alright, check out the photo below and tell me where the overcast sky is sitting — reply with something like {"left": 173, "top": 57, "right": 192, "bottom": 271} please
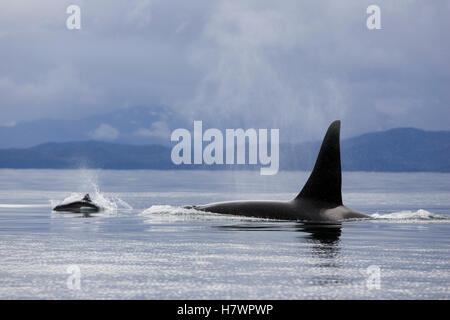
{"left": 0, "top": 0, "right": 449, "bottom": 141}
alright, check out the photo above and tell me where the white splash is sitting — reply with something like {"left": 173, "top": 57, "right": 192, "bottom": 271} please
{"left": 370, "top": 209, "right": 449, "bottom": 222}
{"left": 141, "top": 205, "right": 269, "bottom": 222}
{"left": 0, "top": 204, "right": 50, "bottom": 208}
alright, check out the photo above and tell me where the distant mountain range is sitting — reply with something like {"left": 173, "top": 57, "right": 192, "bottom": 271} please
{"left": 0, "top": 106, "right": 185, "bottom": 148}
{"left": 0, "top": 127, "right": 448, "bottom": 172}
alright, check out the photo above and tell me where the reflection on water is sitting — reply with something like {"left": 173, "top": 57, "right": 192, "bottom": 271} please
{"left": 216, "top": 222, "right": 341, "bottom": 242}
{"left": 51, "top": 211, "right": 98, "bottom": 218}
{"left": 216, "top": 222, "right": 344, "bottom": 285}
{"left": 301, "top": 222, "right": 341, "bottom": 259}
{"left": 300, "top": 223, "right": 342, "bottom": 243}
{"left": 302, "top": 223, "right": 342, "bottom": 283}
{"left": 216, "top": 221, "right": 342, "bottom": 256}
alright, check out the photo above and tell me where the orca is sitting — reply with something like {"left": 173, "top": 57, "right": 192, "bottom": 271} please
{"left": 53, "top": 194, "right": 101, "bottom": 213}
{"left": 190, "top": 120, "right": 370, "bottom": 222}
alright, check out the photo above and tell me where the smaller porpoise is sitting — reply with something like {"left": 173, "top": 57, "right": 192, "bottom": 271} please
{"left": 53, "top": 194, "right": 101, "bottom": 213}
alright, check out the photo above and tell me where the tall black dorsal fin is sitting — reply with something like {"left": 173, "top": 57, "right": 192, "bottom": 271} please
{"left": 295, "top": 120, "right": 342, "bottom": 205}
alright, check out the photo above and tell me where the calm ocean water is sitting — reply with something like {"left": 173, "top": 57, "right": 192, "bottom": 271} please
{"left": 0, "top": 169, "right": 449, "bottom": 299}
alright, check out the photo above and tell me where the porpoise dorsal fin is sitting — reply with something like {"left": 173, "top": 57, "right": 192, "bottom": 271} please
{"left": 295, "top": 120, "right": 343, "bottom": 205}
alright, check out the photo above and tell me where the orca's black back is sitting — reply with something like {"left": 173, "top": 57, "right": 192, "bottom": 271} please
{"left": 296, "top": 120, "right": 342, "bottom": 205}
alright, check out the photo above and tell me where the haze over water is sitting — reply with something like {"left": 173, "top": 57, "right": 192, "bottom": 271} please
{"left": 0, "top": 169, "right": 449, "bottom": 299}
